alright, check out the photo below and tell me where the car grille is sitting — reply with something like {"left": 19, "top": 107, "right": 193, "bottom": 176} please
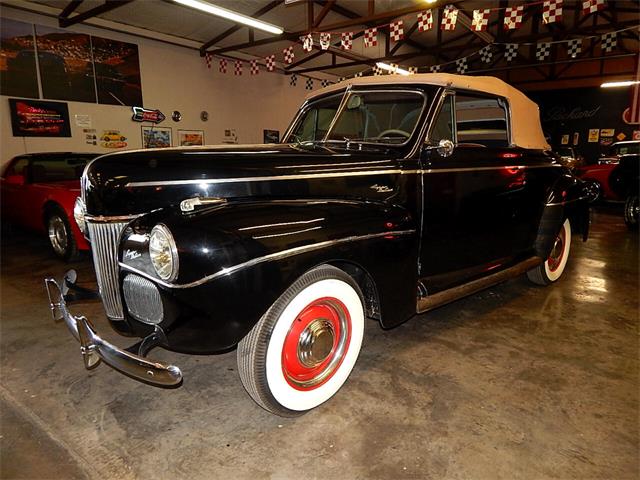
{"left": 123, "top": 274, "right": 163, "bottom": 325}
{"left": 87, "top": 221, "right": 128, "bottom": 320}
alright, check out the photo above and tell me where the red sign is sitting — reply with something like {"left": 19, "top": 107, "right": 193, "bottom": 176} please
{"left": 132, "top": 106, "right": 165, "bottom": 124}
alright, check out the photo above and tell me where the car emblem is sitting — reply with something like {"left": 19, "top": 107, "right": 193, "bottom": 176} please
{"left": 370, "top": 184, "right": 393, "bottom": 193}
{"left": 124, "top": 249, "right": 141, "bottom": 260}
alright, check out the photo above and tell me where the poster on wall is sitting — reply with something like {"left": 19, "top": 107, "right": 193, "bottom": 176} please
{"left": 142, "top": 126, "right": 172, "bottom": 148}
{"left": 573, "top": 132, "right": 579, "bottom": 145}
{"left": 100, "top": 129, "right": 127, "bottom": 148}
{"left": 561, "top": 134, "right": 569, "bottom": 145}
{"left": 263, "top": 129, "right": 280, "bottom": 143}
{"left": 178, "top": 130, "right": 205, "bottom": 146}
{"left": 588, "top": 129, "right": 600, "bottom": 143}
{"left": 600, "top": 128, "right": 614, "bottom": 137}
{"left": 35, "top": 25, "right": 96, "bottom": 102}
{"left": 9, "top": 98, "right": 71, "bottom": 137}
{"left": 0, "top": 18, "right": 39, "bottom": 98}
{"left": 92, "top": 37, "right": 143, "bottom": 106}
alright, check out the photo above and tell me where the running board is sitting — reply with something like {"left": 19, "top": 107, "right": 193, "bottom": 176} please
{"left": 416, "top": 256, "right": 542, "bottom": 314}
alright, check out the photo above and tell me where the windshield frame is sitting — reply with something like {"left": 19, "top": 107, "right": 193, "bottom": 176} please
{"left": 284, "top": 86, "right": 428, "bottom": 148}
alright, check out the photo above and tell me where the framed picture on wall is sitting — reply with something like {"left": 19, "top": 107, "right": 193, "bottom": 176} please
{"left": 141, "top": 126, "right": 172, "bottom": 148}
{"left": 9, "top": 98, "right": 71, "bottom": 137}
{"left": 177, "top": 129, "right": 205, "bottom": 146}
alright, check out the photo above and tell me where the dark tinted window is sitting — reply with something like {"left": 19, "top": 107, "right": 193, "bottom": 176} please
{"left": 615, "top": 143, "right": 640, "bottom": 155}
{"left": 429, "top": 95, "right": 454, "bottom": 143}
{"left": 4, "top": 157, "right": 29, "bottom": 178}
{"left": 30, "top": 156, "right": 90, "bottom": 182}
{"left": 290, "top": 95, "right": 342, "bottom": 142}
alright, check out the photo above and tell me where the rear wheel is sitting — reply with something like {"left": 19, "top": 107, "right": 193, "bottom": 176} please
{"left": 237, "top": 265, "right": 365, "bottom": 416}
{"left": 527, "top": 218, "right": 571, "bottom": 285}
{"left": 46, "top": 206, "right": 81, "bottom": 262}
{"left": 624, "top": 195, "right": 639, "bottom": 230}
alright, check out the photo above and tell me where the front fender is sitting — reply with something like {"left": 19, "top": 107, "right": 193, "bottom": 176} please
{"left": 120, "top": 199, "right": 419, "bottom": 352}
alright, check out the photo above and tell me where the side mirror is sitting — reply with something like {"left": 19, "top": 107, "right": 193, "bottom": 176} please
{"left": 4, "top": 174, "right": 25, "bottom": 186}
{"left": 437, "top": 139, "right": 455, "bottom": 157}
{"left": 424, "top": 139, "right": 455, "bottom": 158}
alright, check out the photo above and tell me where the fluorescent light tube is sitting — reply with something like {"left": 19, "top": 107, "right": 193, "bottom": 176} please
{"left": 601, "top": 80, "right": 640, "bottom": 88}
{"left": 173, "top": 0, "right": 284, "bottom": 35}
{"left": 376, "top": 62, "right": 411, "bottom": 76}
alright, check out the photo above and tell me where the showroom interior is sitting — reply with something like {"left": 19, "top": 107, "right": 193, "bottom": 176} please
{"left": 0, "top": 0, "right": 638, "bottom": 478}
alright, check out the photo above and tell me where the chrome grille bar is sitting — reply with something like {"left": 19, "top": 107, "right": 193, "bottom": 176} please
{"left": 87, "top": 221, "right": 128, "bottom": 320}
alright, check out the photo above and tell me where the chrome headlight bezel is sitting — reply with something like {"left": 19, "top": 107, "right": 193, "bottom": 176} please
{"left": 73, "top": 197, "right": 87, "bottom": 235}
{"left": 149, "top": 224, "right": 179, "bottom": 282}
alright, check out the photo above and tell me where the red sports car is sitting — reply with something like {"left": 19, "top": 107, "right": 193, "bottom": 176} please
{"left": 576, "top": 140, "right": 640, "bottom": 201}
{"left": 1, "top": 152, "right": 97, "bottom": 260}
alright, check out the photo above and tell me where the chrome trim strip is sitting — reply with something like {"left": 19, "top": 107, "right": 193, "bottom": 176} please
{"left": 119, "top": 229, "right": 416, "bottom": 290}
{"left": 545, "top": 195, "right": 590, "bottom": 207}
{"left": 125, "top": 164, "right": 561, "bottom": 188}
{"left": 85, "top": 214, "right": 140, "bottom": 223}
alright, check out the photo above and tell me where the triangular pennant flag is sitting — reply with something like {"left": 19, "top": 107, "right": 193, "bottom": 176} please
{"left": 472, "top": 9, "right": 490, "bottom": 31}
{"left": 441, "top": 5, "right": 458, "bottom": 31}
{"left": 301, "top": 33, "right": 313, "bottom": 52}
{"left": 543, "top": 0, "right": 563, "bottom": 24}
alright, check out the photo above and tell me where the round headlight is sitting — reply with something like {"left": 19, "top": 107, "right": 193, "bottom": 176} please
{"left": 149, "top": 224, "right": 178, "bottom": 282}
{"left": 73, "top": 197, "right": 87, "bottom": 235}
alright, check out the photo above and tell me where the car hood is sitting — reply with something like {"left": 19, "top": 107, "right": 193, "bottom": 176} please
{"left": 35, "top": 180, "right": 81, "bottom": 191}
{"left": 83, "top": 143, "right": 402, "bottom": 216}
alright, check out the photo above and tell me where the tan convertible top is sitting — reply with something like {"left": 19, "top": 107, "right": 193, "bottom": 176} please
{"left": 307, "top": 73, "right": 550, "bottom": 150}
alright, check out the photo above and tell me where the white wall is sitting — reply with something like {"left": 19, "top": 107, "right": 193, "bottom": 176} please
{"left": 0, "top": 7, "right": 309, "bottom": 168}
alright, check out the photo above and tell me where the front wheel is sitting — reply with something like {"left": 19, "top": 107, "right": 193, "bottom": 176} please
{"left": 237, "top": 265, "right": 365, "bottom": 416}
{"left": 527, "top": 218, "right": 572, "bottom": 285}
{"left": 624, "top": 195, "right": 639, "bottom": 230}
{"left": 46, "top": 207, "right": 81, "bottom": 262}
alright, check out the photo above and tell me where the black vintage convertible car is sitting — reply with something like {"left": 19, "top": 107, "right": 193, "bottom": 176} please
{"left": 46, "top": 74, "right": 592, "bottom": 416}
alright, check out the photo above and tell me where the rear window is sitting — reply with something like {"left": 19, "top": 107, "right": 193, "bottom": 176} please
{"left": 455, "top": 95, "right": 509, "bottom": 147}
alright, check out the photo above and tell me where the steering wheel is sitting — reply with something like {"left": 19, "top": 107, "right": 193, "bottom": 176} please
{"left": 377, "top": 129, "right": 411, "bottom": 139}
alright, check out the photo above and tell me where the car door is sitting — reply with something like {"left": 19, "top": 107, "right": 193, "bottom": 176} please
{"left": 418, "top": 90, "right": 543, "bottom": 293}
{"left": 1, "top": 156, "right": 30, "bottom": 226}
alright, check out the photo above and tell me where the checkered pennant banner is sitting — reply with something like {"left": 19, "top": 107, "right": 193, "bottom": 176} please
{"left": 338, "top": 76, "right": 346, "bottom": 82}
{"left": 205, "top": 53, "right": 212, "bottom": 69}
{"left": 234, "top": 60, "right": 242, "bottom": 76}
{"left": 418, "top": 10, "right": 433, "bottom": 32}
{"left": 364, "top": 27, "right": 377, "bottom": 47}
{"left": 319, "top": 32, "right": 331, "bottom": 50}
{"left": 601, "top": 32, "right": 617, "bottom": 53}
{"left": 305, "top": 78, "right": 313, "bottom": 90}
{"left": 430, "top": 64, "right": 441, "bottom": 73}
{"left": 341, "top": 31, "right": 353, "bottom": 50}
{"left": 354, "top": 71, "right": 363, "bottom": 78}
{"left": 543, "top": 0, "right": 563, "bottom": 24}
{"left": 250, "top": 59, "right": 259, "bottom": 75}
{"left": 389, "top": 63, "right": 399, "bottom": 74}
{"left": 408, "top": 66, "right": 418, "bottom": 74}
{"left": 321, "top": 79, "right": 331, "bottom": 88}
{"left": 536, "top": 42, "right": 552, "bottom": 61}
{"left": 283, "top": 46, "right": 294, "bottom": 64}
{"left": 479, "top": 45, "right": 493, "bottom": 63}
{"left": 289, "top": 74, "right": 297, "bottom": 86}
{"left": 301, "top": 33, "right": 313, "bottom": 52}
{"left": 455, "top": 58, "right": 468, "bottom": 74}
{"left": 582, "top": 0, "right": 605, "bottom": 15}
{"left": 567, "top": 38, "right": 582, "bottom": 58}
{"left": 505, "top": 43, "right": 519, "bottom": 62}
{"left": 219, "top": 58, "right": 227, "bottom": 73}
{"left": 441, "top": 5, "right": 458, "bottom": 31}
{"left": 390, "top": 20, "right": 404, "bottom": 42}
{"left": 504, "top": 5, "right": 524, "bottom": 30}
{"left": 472, "top": 9, "right": 490, "bottom": 31}
{"left": 265, "top": 54, "right": 275, "bottom": 72}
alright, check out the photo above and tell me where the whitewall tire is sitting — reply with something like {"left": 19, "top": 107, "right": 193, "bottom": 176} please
{"left": 237, "top": 265, "right": 365, "bottom": 416}
{"left": 527, "top": 218, "right": 571, "bottom": 285}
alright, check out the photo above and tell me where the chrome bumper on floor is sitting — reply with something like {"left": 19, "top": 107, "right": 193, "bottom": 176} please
{"left": 44, "top": 276, "right": 182, "bottom": 387}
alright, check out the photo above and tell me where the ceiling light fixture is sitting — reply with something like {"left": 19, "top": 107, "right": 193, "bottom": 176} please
{"left": 424, "top": 0, "right": 438, "bottom": 3}
{"left": 601, "top": 80, "right": 640, "bottom": 88}
{"left": 376, "top": 62, "right": 411, "bottom": 75}
{"left": 173, "top": 0, "right": 284, "bottom": 35}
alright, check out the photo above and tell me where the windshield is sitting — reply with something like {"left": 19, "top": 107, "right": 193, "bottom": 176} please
{"left": 614, "top": 143, "right": 640, "bottom": 155}
{"left": 287, "top": 89, "right": 426, "bottom": 146}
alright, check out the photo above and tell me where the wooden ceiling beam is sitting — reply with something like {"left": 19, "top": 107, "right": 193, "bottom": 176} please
{"left": 59, "top": 0, "right": 83, "bottom": 20}
{"left": 59, "top": 0, "right": 133, "bottom": 28}
{"left": 200, "top": 0, "right": 282, "bottom": 56}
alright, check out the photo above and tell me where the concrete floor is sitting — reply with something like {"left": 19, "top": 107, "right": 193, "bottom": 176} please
{"left": 1, "top": 206, "right": 638, "bottom": 480}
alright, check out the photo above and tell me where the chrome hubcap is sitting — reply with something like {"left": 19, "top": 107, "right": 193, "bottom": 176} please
{"left": 297, "top": 319, "right": 335, "bottom": 368}
{"left": 48, "top": 216, "right": 68, "bottom": 255}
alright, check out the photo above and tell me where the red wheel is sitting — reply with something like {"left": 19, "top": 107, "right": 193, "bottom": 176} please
{"left": 237, "top": 266, "right": 365, "bottom": 416}
{"left": 528, "top": 219, "right": 572, "bottom": 285}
